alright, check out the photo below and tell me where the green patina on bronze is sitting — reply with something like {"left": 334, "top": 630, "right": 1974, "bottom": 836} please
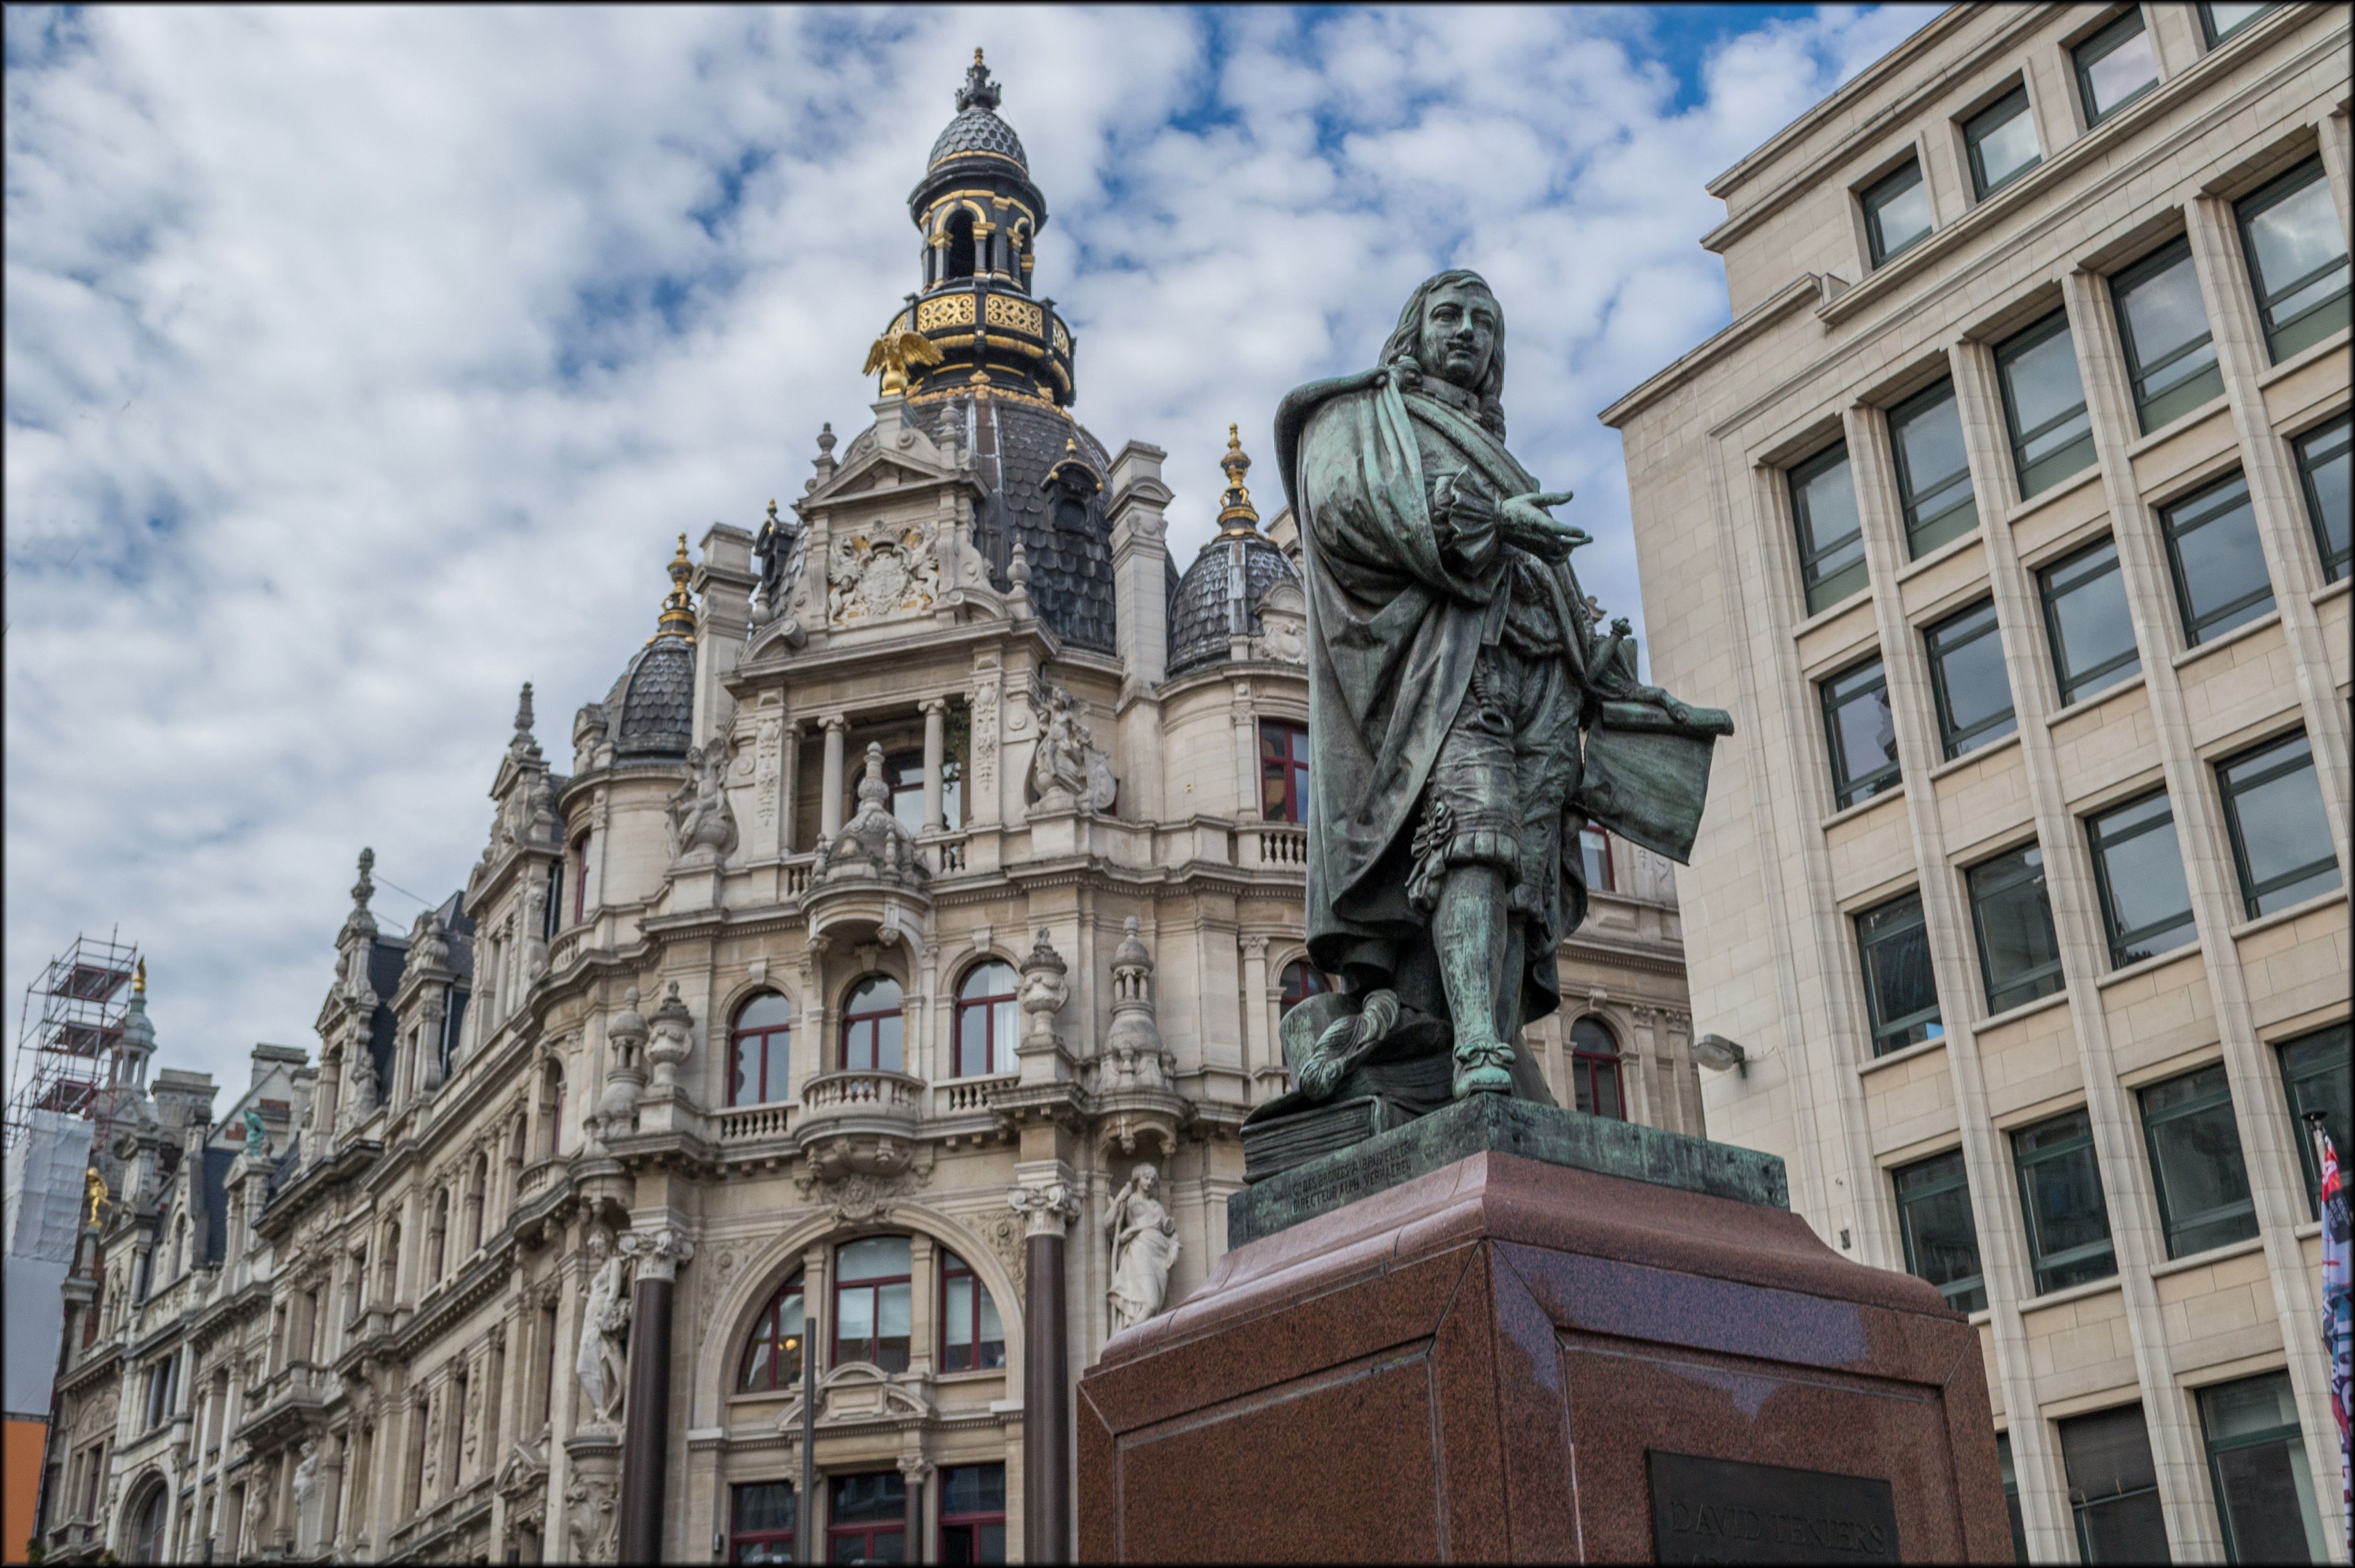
{"left": 1228, "top": 1095, "right": 1790, "bottom": 1248}
{"left": 1243, "top": 270, "right": 1732, "bottom": 1179}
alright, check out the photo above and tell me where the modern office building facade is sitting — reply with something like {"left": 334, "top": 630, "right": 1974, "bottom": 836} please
{"left": 1606, "top": 4, "right": 2349, "bottom": 1562}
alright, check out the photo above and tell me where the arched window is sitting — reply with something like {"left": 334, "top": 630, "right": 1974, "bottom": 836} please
{"left": 1570, "top": 1017, "right": 1625, "bottom": 1121}
{"left": 832, "top": 1234, "right": 912, "bottom": 1371}
{"left": 738, "top": 1270, "right": 806, "bottom": 1393}
{"left": 944, "top": 211, "right": 976, "bottom": 280}
{"left": 543, "top": 860, "right": 565, "bottom": 943}
{"left": 840, "top": 976, "right": 905, "bottom": 1073}
{"left": 466, "top": 1154, "right": 488, "bottom": 1253}
{"left": 540, "top": 1061, "right": 565, "bottom": 1157}
{"left": 939, "top": 1249, "right": 1004, "bottom": 1371}
{"left": 731, "top": 992, "right": 794, "bottom": 1106}
{"left": 129, "top": 1478, "right": 169, "bottom": 1564}
{"left": 1279, "top": 961, "right": 1327, "bottom": 1012}
{"left": 571, "top": 833, "right": 592, "bottom": 923}
{"left": 954, "top": 962, "right": 1018, "bottom": 1078}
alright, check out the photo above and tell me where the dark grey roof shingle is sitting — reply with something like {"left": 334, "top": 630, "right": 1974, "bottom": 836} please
{"left": 1167, "top": 533, "right": 1299, "bottom": 676}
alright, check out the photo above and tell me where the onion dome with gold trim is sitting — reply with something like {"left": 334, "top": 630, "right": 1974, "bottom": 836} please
{"left": 890, "top": 51, "right": 1075, "bottom": 408}
{"left": 1167, "top": 427, "right": 1300, "bottom": 677}
{"left": 600, "top": 534, "right": 697, "bottom": 763}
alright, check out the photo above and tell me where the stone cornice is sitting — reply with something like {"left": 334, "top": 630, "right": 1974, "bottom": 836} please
{"left": 257, "top": 1139, "right": 381, "bottom": 1237}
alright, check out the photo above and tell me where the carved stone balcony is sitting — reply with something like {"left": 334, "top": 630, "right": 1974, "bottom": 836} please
{"left": 792, "top": 1069, "right": 923, "bottom": 1180}
{"left": 239, "top": 1359, "right": 332, "bottom": 1446}
{"left": 1243, "top": 822, "right": 1309, "bottom": 868}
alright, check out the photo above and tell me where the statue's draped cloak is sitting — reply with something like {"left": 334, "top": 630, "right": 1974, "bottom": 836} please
{"left": 1277, "top": 369, "right": 1583, "bottom": 988}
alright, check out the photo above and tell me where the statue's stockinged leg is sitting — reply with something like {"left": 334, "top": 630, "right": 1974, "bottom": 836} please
{"left": 1435, "top": 864, "right": 1515, "bottom": 1096}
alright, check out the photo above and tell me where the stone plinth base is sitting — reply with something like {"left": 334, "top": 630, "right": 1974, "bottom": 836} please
{"left": 1078, "top": 1124, "right": 2009, "bottom": 1562}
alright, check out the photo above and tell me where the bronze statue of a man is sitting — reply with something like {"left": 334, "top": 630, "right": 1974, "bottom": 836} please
{"left": 1268, "top": 270, "right": 1730, "bottom": 1113}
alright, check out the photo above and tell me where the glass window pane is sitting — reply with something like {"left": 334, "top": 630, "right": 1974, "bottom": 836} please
{"left": 2074, "top": 11, "right": 2159, "bottom": 125}
{"left": 2199, "top": 1370, "right": 2328, "bottom": 1564}
{"left": 2087, "top": 791, "right": 2198, "bottom": 966}
{"left": 2238, "top": 159, "right": 2352, "bottom": 361}
{"left": 2293, "top": 415, "right": 2351, "bottom": 581}
{"left": 2060, "top": 1406, "right": 2169, "bottom": 1564}
{"left": 1997, "top": 312, "right": 2095, "bottom": 497}
{"left": 1925, "top": 600, "right": 2017, "bottom": 757}
{"left": 1970, "top": 845, "right": 2065, "bottom": 1013}
{"left": 2219, "top": 733, "right": 2341, "bottom": 916}
{"left": 2281, "top": 1024, "right": 2353, "bottom": 1211}
{"left": 2113, "top": 240, "right": 2222, "bottom": 432}
{"left": 2013, "top": 1110, "right": 2116, "bottom": 1294}
{"left": 2200, "top": 3, "right": 2277, "bottom": 44}
{"left": 837, "top": 1236, "right": 911, "bottom": 1281}
{"left": 1997, "top": 1435, "right": 2029, "bottom": 1567}
{"left": 831, "top": 1471, "right": 906, "bottom": 1524}
{"left": 1965, "top": 88, "right": 2040, "bottom": 198}
{"left": 875, "top": 1012, "right": 903, "bottom": 1072}
{"left": 991, "top": 1000, "right": 1016, "bottom": 1074}
{"left": 1821, "top": 658, "right": 1899, "bottom": 808}
{"left": 944, "top": 1276, "right": 974, "bottom": 1359}
{"left": 2039, "top": 539, "right": 2142, "bottom": 705}
{"left": 1864, "top": 160, "right": 1933, "bottom": 266}
{"left": 2140, "top": 1066, "right": 2257, "bottom": 1257}
{"left": 1792, "top": 445, "right": 1868, "bottom": 612}
{"left": 1893, "top": 1150, "right": 1984, "bottom": 1311}
{"left": 2162, "top": 472, "right": 2277, "bottom": 644}
{"left": 1858, "top": 893, "right": 1943, "bottom": 1056}
{"left": 1889, "top": 381, "right": 1978, "bottom": 557}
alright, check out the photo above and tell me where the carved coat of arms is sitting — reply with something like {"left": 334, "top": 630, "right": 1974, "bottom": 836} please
{"left": 828, "top": 525, "right": 941, "bottom": 626}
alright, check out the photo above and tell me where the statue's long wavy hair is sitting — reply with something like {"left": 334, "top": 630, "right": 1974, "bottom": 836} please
{"left": 1380, "top": 268, "right": 1506, "bottom": 440}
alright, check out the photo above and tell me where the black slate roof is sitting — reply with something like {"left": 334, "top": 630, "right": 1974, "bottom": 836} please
{"left": 914, "top": 395, "right": 1118, "bottom": 654}
{"left": 603, "top": 637, "right": 694, "bottom": 762}
{"left": 1167, "top": 533, "right": 1299, "bottom": 676}
{"left": 929, "top": 107, "right": 1027, "bottom": 172}
{"left": 366, "top": 936, "right": 407, "bottom": 1102}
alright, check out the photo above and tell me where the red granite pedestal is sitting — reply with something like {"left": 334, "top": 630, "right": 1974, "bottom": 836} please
{"left": 1078, "top": 1150, "right": 2012, "bottom": 1563}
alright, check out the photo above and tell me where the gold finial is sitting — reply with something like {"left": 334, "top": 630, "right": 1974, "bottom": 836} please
{"left": 974, "top": 46, "right": 985, "bottom": 65}
{"left": 132, "top": 958, "right": 146, "bottom": 995}
{"left": 652, "top": 533, "right": 698, "bottom": 643}
{"left": 1216, "top": 423, "right": 1259, "bottom": 534}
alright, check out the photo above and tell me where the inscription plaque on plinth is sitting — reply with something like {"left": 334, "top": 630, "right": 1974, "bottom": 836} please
{"left": 1649, "top": 1451, "right": 1901, "bottom": 1564}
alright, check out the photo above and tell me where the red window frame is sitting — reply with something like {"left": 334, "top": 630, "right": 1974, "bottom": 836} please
{"left": 736, "top": 1273, "right": 806, "bottom": 1392}
{"left": 938, "top": 1463, "right": 1007, "bottom": 1565}
{"left": 729, "top": 1481, "right": 797, "bottom": 1564}
{"left": 938, "top": 1250, "right": 1004, "bottom": 1372}
{"left": 954, "top": 963, "right": 1018, "bottom": 1078}
{"left": 1279, "top": 960, "right": 1327, "bottom": 1012}
{"left": 1259, "top": 720, "right": 1310, "bottom": 824}
{"left": 541, "top": 1067, "right": 565, "bottom": 1158}
{"left": 1580, "top": 824, "right": 1616, "bottom": 893}
{"left": 827, "top": 1471, "right": 906, "bottom": 1562}
{"left": 831, "top": 1238, "right": 912, "bottom": 1372}
{"left": 1570, "top": 1017, "right": 1625, "bottom": 1121}
{"left": 839, "top": 975, "right": 905, "bottom": 1073}
{"left": 730, "top": 992, "right": 793, "bottom": 1106}
{"left": 571, "top": 834, "right": 592, "bottom": 923}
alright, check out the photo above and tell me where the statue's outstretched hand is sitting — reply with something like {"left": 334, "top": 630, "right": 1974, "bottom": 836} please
{"left": 1501, "top": 490, "right": 1587, "bottom": 562}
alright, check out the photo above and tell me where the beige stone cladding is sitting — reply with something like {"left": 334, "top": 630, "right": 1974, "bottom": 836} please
{"left": 1607, "top": 4, "right": 2351, "bottom": 1562}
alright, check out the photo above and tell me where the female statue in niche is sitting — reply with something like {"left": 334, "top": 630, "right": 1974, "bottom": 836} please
{"left": 1105, "top": 1163, "right": 1179, "bottom": 1332}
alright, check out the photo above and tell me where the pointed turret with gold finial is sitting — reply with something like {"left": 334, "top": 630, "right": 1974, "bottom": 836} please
{"left": 1215, "top": 423, "right": 1261, "bottom": 536}
{"left": 651, "top": 532, "right": 698, "bottom": 645}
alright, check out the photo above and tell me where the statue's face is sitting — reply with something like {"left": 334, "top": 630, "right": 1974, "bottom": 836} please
{"left": 1418, "top": 282, "right": 1499, "bottom": 392}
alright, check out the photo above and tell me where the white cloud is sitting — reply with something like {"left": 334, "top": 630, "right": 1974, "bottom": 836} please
{"left": 4, "top": 3, "right": 1938, "bottom": 1096}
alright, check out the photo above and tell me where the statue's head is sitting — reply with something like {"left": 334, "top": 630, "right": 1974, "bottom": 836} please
{"left": 1132, "top": 1162, "right": 1159, "bottom": 1194}
{"left": 586, "top": 1226, "right": 609, "bottom": 1261}
{"left": 1381, "top": 269, "right": 1506, "bottom": 435}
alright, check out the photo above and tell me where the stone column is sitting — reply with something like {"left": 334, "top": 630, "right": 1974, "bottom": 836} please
{"left": 616, "top": 1226, "right": 691, "bottom": 1564}
{"left": 780, "top": 718, "right": 803, "bottom": 856}
{"left": 820, "top": 718, "right": 849, "bottom": 840}
{"left": 1007, "top": 1175, "right": 1079, "bottom": 1564}
{"left": 921, "top": 699, "right": 949, "bottom": 832}
{"left": 898, "top": 1454, "right": 932, "bottom": 1565}
{"left": 1236, "top": 936, "right": 1270, "bottom": 1088}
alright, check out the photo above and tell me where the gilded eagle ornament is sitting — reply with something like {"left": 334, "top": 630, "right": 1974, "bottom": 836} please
{"left": 862, "top": 328, "right": 945, "bottom": 394}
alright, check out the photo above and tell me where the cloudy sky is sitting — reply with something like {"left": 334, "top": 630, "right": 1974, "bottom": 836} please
{"left": 5, "top": 3, "right": 1936, "bottom": 1098}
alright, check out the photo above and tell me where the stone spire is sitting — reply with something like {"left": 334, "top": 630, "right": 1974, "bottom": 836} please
{"left": 957, "top": 46, "right": 1001, "bottom": 114}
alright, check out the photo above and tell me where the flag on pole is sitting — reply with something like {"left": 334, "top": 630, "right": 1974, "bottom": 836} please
{"left": 2310, "top": 1116, "right": 2351, "bottom": 1564}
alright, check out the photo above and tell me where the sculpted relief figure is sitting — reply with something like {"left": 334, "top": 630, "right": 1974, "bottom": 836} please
{"left": 576, "top": 1227, "right": 632, "bottom": 1429}
{"left": 1105, "top": 1163, "right": 1179, "bottom": 1332}
{"left": 1263, "top": 270, "right": 1730, "bottom": 1118}
{"left": 1027, "top": 681, "right": 1115, "bottom": 813}
{"left": 666, "top": 737, "right": 739, "bottom": 866}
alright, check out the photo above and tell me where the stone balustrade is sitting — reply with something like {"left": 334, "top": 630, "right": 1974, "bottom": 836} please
{"left": 1245, "top": 822, "right": 1309, "bottom": 867}
{"left": 935, "top": 1074, "right": 1018, "bottom": 1116}
{"left": 715, "top": 1101, "right": 795, "bottom": 1142}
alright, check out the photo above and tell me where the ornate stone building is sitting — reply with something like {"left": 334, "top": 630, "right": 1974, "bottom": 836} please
{"left": 39, "top": 55, "right": 1698, "bottom": 1565}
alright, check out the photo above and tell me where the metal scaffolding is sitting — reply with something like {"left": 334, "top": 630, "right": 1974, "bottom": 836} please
{"left": 5, "top": 931, "right": 139, "bottom": 1140}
